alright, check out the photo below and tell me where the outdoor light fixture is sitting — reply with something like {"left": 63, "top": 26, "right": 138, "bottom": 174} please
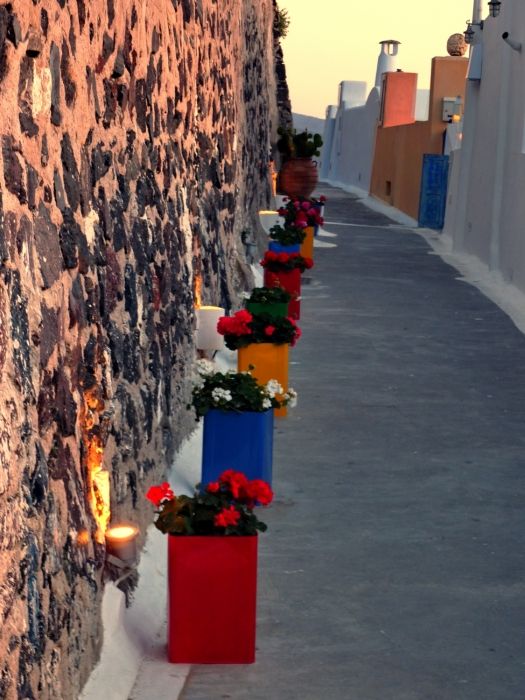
{"left": 488, "top": 0, "right": 501, "bottom": 17}
{"left": 105, "top": 524, "right": 139, "bottom": 566}
{"left": 464, "top": 22, "right": 475, "bottom": 44}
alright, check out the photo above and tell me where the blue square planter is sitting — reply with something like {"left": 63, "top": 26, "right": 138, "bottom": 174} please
{"left": 202, "top": 409, "right": 274, "bottom": 486}
{"left": 268, "top": 241, "right": 300, "bottom": 253}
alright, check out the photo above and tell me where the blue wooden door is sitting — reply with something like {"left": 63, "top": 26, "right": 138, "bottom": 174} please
{"left": 418, "top": 154, "right": 449, "bottom": 229}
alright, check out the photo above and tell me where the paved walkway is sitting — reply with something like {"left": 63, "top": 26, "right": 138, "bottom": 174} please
{"left": 170, "top": 186, "right": 525, "bottom": 699}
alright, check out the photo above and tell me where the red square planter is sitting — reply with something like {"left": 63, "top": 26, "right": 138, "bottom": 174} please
{"left": 263, "top": 268, "right": 301, "bottom": 320}
{"left": 167, "top": 535, "right": 258, "bottom": 664}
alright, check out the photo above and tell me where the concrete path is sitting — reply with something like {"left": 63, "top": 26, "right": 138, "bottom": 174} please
{"left": 168, "top": 185, "right": 525, "bottom": 699}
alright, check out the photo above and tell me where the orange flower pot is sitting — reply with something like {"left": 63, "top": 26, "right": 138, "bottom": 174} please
{"left": 300, "top": 226, "right": 314, "bottom": 260}
{"left": 238, "top": 343, "right": 289, "bottom": 418}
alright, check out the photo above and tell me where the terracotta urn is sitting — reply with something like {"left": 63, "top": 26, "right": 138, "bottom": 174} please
{"left": 278, "top": 158, "right": 318, "bottom": 198}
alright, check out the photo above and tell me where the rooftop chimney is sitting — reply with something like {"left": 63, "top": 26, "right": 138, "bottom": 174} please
{"left": 374, "top": 40, "right": 401, "bottom": 89}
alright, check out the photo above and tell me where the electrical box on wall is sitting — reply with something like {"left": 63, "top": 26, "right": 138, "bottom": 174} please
{"left": 442, "top": 96, "right": 463, "bottom": 122}
{"left": 442, "top": 97, "right": 457, "bottom": 122}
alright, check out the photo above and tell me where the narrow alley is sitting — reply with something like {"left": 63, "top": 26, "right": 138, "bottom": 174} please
{"left": 176, "top": 185, "right": 525, "bottom": 700}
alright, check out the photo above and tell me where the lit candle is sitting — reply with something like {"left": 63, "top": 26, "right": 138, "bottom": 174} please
{"left": 105, "top": 524, "right": 139, "bottom": 565}
{"left": 258, "top": 209, "right": 280, "bottom": 234}
{"left": 196, "top": 305, "right": 225, "bottom": 351}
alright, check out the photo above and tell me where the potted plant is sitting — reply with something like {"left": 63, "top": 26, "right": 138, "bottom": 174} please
{"left": 276, "top": 127, "right": 323, "bottom": 198}
{"left": 217, "top": 310, "right": 301, "bottom": 417}
{"left": 146, "top": 471, "right": 273, "bottom": 664}
{"left": 277, "top": 196, "right": 325, "bottom": 257}
{"left": 189, "top": 360, "right": 296, "bottom": 484}
{"left": 245, "top": 286, "right": 292, "bottom": 317}
{"left": 260, "top": 251, "right": 314, "bottom": 320}
{"left": 268, "top": 223, "right": 306, "bottom": 254}
{"left": 217, "top": 309, "right": 301, "bottom": 349}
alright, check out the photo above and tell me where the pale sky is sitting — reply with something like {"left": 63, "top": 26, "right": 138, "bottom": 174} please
{"left": 281, "top": 0, "right": 476, "bottom": 117}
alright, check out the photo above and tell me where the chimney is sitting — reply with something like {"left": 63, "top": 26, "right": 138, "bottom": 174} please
{"left": 472, "top": 0, "right": 482, "bottom": 23}
{"left": 374, "top": 40, "right": 401, "bottom": 89}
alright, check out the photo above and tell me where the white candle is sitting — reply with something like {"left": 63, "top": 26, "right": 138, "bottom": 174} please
{"left": 196, "top": 306, "right": 225, "bottom": 351}
{"left": 105, "top": 525, "right": 139, "bottom": 565}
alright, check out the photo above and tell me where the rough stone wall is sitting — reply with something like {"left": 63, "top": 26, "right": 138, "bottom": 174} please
{"left": 0, "top": 1, "right": 282, "bottom": 698}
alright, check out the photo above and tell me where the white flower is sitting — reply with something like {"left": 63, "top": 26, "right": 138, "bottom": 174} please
{"left": 195, "top": 359, "right": 215, "bottom": 376}
{"left": 240, "top": 291, "right": 251, "bottom": 299}
{"left": 266, "top": 378, "right": 283, "bottom": 397}
{"left": 211, "top": 387, "right": 232, "bottom": 403}
{"left": 284, "top": 387, "right": 297, "bottom": 408}
{"left": 262, "top": 398, "right": 272, "bottom": 409}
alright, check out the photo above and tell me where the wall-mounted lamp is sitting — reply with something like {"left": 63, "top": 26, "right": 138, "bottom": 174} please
{"left": 488, "top": 0, "right": 502, "bottom": 17}
{"left": 241, "top": 229, "right": 258, "bottom": 263}
{"left": 502, "top": 31, "right": 521, "bottom": 52}
{"left": 464, "top": 22, "right": 475, "bottom": 45}
{"left": 105, "top": 524, "right": 139, "bottom": 566}
{"left": 196, "top": 306, "right": 225, "bottom": 352}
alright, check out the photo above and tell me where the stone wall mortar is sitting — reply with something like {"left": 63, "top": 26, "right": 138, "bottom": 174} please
{"left": 0, "top": 1, "right": 282, "bottom": 697}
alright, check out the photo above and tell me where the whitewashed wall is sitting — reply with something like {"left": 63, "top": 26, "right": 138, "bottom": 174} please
{"left": 322, "top": 88, "right": 381, "bottom": 191}
{"left": 444, "top": 0, "right": 525, "bottom": 292}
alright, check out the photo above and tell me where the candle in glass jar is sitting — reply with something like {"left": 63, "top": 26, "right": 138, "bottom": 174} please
{"left": 196, "top": 306, "right": 225, "bottom": 351}
{"left": 105, "top": 524, "right": 139, "bottom": 565}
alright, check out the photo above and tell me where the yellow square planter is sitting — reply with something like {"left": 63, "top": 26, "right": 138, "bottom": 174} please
{"left": 238, "top": 343, "right": 289, "bottom": 418}
{"left": 300, "top": 226, "right": 314, "bottom": 259}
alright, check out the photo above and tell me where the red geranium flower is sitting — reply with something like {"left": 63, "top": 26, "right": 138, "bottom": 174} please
{"left": 217, "top": 310, "right": 253, "bottom": 336}
{"left": 146, "top": 482, "right": 174, "bottom": 507}
{"left": 206, "top": 481, "right": 220, "bottom": 493}
{"left": 219, "top": 469, "right": 249, "bottom": 498}
{"left": 319, "top": 195, "right": 326, "bottom": 202}
{"left": 214, "top": 505, "right": 241, "bottom": 528}
{"left": 264, "top": 325, "right": 276, "bottom": 336}
{"left": 242, "top": 479, "right": 274, "bottom": 506}
{"left": 287, "top": 316, "right": 302, "bottom": 347}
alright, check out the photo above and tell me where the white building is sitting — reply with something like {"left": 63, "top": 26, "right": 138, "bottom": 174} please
{"left": 320, "top": 41, "right": 398, "bottom": 191}
{"left": 444, "top": 0, "right": 525, "bottom": 292}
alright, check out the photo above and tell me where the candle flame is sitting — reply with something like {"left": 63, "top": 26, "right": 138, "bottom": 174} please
{"left": 194, "top": 273, "right": 202, "bottom": 309}
{"left": 81, "top": 385, "right": 111, "bottom": 544}
{"left": 106, "top": 525, "right": 139, "bottom": 541}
